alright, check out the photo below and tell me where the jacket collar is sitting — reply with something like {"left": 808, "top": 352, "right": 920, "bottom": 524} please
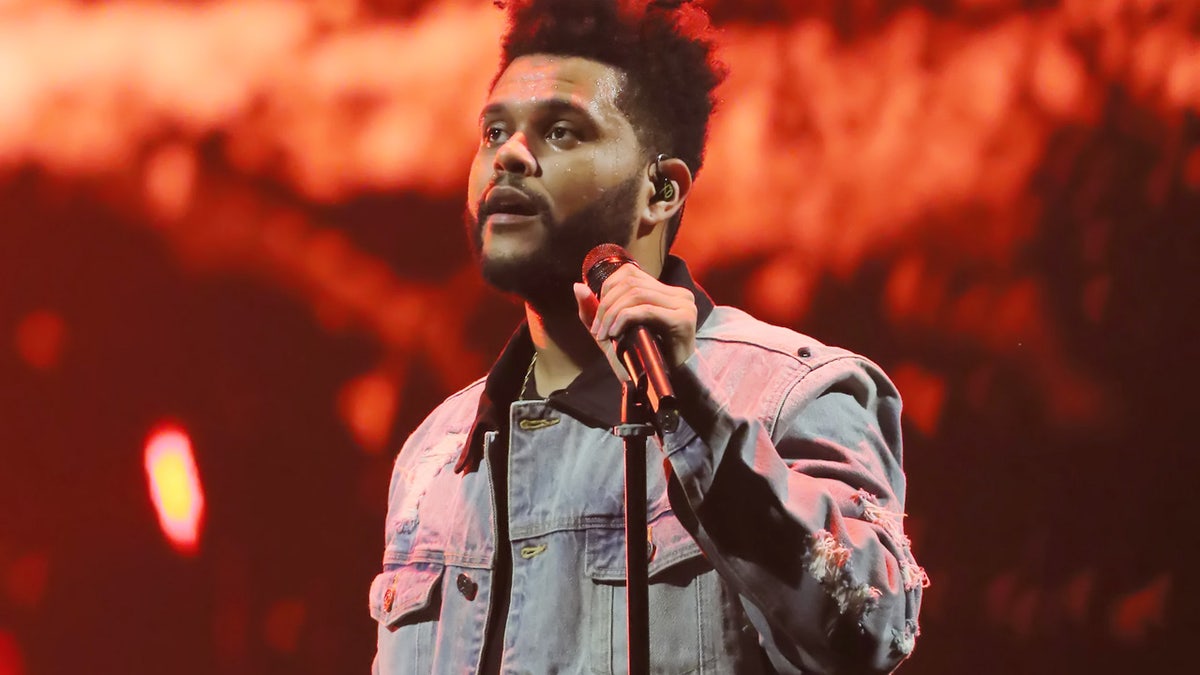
{"left": 455, "top": 255, "right": 714, "bottom": 474}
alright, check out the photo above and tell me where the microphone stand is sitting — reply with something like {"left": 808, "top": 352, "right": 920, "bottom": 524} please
{"left": 612, "top": 340, "right": 677, "bottom": 675}
{"left": 585, "top": 245, "right": 678, "bottom": 674}
{"left": 612, "top": 379, "right": 654, "bottom": 675}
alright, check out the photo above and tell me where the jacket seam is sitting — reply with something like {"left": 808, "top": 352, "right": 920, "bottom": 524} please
{"left": 772, "top": 353, "right": 880, "bottom": 433}
{"left": 695, "top": 334, "right": 809, "bottom": 364}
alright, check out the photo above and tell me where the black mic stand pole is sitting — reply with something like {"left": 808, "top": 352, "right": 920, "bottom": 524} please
{"left": 613, "top": 377, "right": 653, "bottom": 675}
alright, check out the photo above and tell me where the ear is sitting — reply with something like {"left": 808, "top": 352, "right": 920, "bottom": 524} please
{"left": 637, "top": 157, "right": 693, "bottom": 237}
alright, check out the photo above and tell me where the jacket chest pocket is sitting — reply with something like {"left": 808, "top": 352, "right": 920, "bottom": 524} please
{"left": 369, "top": 563, "right": 443, "bottom": 674}
{"left": 585, "top": 512, "right": 721, "bottom": 675}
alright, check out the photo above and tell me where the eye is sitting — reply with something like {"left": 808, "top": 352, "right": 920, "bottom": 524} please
{"left": 483, "top": 125, "right": 508, "bottom": 145}
{"left": 547, "top": 124, "right": 579, "bottom": 143}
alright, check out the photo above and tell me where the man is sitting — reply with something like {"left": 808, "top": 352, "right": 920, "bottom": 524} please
{"left": 369, "top": 1, "right": 926, "bottom": 672}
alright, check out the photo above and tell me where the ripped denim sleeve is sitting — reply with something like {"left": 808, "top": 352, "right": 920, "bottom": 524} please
{"left": 664, "top": 350, "right": 929, "bottom": 674}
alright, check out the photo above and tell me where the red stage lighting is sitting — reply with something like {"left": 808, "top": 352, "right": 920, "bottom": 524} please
{"left": 0, "top": 630, "right": 24, "bottom": 675}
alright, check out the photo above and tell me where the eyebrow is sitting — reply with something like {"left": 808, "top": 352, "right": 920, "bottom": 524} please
{"left": 479, "top": 98, "right": 601, "bottom": 125}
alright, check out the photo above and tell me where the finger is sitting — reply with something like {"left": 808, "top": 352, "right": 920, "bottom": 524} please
{"left": 605, "top": 304, "right": 689, "bottom": 341}
{"left": 573, "top": 282, "right": 599, "bottom": 329}
{"left": 598, "top": 262, "right": 650, "bottom": 299}
{"left": 597, "top": 288, "right": 687, "bottom": 340}
{"left": 596, "top": 284, "right": 688, "bottom": 338}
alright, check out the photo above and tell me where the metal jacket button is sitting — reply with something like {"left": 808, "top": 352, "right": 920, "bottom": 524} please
{"left": 456, "top": 573, "right": 478, "bottom": 601}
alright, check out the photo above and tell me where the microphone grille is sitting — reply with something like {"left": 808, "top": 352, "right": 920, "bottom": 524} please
{"left": 582, "top": 243, "right": 632, "bottom": 296}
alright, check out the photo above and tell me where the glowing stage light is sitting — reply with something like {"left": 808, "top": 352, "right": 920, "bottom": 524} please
{"left": 143, "top": 425, "right": 206, "bottom": 556}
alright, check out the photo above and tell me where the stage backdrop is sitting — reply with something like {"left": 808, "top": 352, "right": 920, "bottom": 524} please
{"left": 1, "top": 0, "right": 1195, "bottom": 673}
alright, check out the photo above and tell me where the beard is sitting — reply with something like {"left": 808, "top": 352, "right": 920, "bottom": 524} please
{"left": 464, "top": 173, "right": 641, "bottom": 312}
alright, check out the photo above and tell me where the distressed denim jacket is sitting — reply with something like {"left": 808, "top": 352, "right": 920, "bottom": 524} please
{"left": 371, "top": 259, "right": 926, "bottom": 674}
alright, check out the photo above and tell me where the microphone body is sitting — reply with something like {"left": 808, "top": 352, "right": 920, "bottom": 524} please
{"left": 583, "top": 244, "right": 680, "bottom": 432}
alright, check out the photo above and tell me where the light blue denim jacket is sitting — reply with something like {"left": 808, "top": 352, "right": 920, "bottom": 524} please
{"left": 371, "top": 261, "right": 925, "bottom": 674}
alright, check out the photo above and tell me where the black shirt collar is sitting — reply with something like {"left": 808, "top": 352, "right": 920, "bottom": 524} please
{"left": 455, "top": 255, "right": 714, "bottom": 474}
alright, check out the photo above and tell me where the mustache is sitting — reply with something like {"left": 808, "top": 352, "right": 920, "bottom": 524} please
{"left": 476, "top": 176, "right": 552, "bottom": 220}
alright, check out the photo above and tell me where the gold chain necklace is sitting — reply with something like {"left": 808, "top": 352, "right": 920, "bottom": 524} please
{"left": 520, "top": 352, "right": 538, "bottom": 400}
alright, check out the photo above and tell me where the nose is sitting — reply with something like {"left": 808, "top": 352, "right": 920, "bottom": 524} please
{"left": 494, "top": 131, "right": 537, "bottom": 177}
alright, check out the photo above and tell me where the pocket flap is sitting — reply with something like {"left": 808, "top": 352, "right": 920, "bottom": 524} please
{"left": 368, "top": 563, "right": 444, "bottom": 629}
{"left": 585, "top": 511, "right": 704, "bottom": 581}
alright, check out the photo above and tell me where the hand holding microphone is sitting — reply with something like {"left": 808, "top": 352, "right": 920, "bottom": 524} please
{"left": 574, "top": 244, "right": 698, "bottom": 431}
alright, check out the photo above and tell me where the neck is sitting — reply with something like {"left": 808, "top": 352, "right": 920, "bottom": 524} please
{"left": 524, "top": 301, "right": 601, "bottom": 397}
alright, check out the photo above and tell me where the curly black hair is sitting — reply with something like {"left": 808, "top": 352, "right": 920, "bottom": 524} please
{"left": 493, "top": 0, "right": 727, "bottom": 248}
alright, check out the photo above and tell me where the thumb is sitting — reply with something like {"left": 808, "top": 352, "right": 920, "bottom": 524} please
{"left": 573, "top": 282, "right": 598, "bottom": 329}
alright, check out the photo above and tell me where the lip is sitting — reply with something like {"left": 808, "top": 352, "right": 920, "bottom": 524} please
{"left": 485, "top": 212, "right": 539, "bottom": 228}
{"left": 484, "top": 185, "right": 539, "bottom": 218}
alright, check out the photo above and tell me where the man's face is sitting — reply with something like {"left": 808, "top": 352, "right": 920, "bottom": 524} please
{"left": 465, "top": 54, "right": 647, "bottom": 309}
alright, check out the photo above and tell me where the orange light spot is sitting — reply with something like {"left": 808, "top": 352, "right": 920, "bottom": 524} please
{"left": 992, "top": 280, "right": 1043, "bottom": 348}
{"left": 744, "top": 258, "right": 813, "bottom": 326}
{"left": 14, "top": 310, "right": 66, "bottom": 372}
{"left": 1032, "top": 37, "right": 1087, "bottom": 117}
{"left": 890, "top": 362, "right": 946, "bottom": 436}
{"left": 144, "top": 425, "right": 205, "bottom": 556}
{"left": 883, "top": 256, "right": 922, "bottom": 322}
{"left": 143, "top": 143, "right": 197, "bottom": 224}
{"left": 883, "top": 255, "right": 951, "bottom": 325}
{"left": 337, "top": 371, "right": 399, "bottom": 455}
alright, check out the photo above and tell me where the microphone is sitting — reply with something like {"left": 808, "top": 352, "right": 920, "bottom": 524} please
{"left": 582, "top": 244, "right": 679, "bottom": 433}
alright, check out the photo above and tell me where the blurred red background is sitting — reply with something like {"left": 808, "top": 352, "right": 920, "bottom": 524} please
{"left": 1, "top": 0, "right": 1196, "bottom": 673}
